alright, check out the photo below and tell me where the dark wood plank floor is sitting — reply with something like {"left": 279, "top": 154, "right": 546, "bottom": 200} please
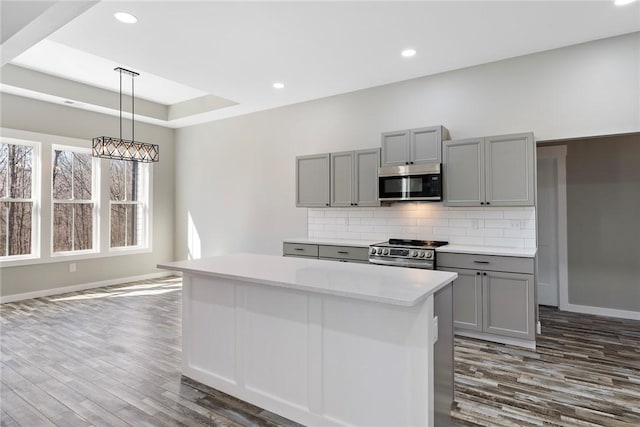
{"left": 1, "top": 277, "right": 639, "bottom": 426}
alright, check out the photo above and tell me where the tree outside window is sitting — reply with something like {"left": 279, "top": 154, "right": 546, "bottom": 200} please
{"left": 52, "top": 148, "right": 96, "bottom": 253}
{"left": 0, "top": 142, "right": 36, "bottom": 257}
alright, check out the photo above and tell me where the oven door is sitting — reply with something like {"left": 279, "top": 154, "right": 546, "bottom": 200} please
{"left": 378, "top": 173, "right": 442, "bottom": 201}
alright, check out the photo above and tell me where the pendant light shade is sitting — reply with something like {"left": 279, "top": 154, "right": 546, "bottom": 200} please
{"left": 92, "top": 67, "right": 159, "bottom": 163}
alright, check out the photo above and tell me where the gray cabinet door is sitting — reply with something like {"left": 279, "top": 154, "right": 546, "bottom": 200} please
{"left": 443, "top": 138, "right": 484, "bottom": 206}
{"left": 381, "top": 130, "right": 409, "bottom": 166}
{"left": 296, "top": 153, "right": 330, "bottom": 207}
{"left": 446, "top": 267, "right": 483, "bottom": 332}
{"left": 410, "top": 126, "right": 442, "bottom": 164}
{"left": 485, "top": 133, "right": 535, "bottom": 206}
{"left": 354, "top": 148, "right": 380, "bottom": 207}
{"left": 482, "top": 271, "right": 535, "bottom": 340}
{"left": 330, "top": 151, "right": 354, "bottom": 207}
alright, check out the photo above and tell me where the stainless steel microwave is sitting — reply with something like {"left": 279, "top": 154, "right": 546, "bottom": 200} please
{"left": 378, "top": 163, "right": 442, "bottom": 202}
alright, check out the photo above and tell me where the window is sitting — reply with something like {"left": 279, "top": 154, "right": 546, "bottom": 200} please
{"left": 0, "top": 131, "right": 153, "bottom": 267}
{"left": 110, "top": 160, "right": 148, "bottom": 248}
{"left": 0, "top": 141, "right": 38, "bottom": 258}
{"left": 52, "top": 147, "right": 97, "bottom": 253}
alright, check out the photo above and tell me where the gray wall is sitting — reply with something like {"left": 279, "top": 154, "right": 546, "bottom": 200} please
{"left": 174, "top": 33, "right": 639, "bottom": 263}
{"left": 0, "top": 93, "right": 175, "bottom": 298}
{"left": 564, "top": 134, "right": 640, "bottom": 312}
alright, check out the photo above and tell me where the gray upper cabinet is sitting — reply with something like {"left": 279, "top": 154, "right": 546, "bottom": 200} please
{"left": 485, "top": 133, "right": 535, "bottom": 206}
{"left": 381, "top": 125, "right": 449, "bottom": 167}
{"left": 444, "top": 132, "right": 535, "bottom": 207}
{"left": 354, "top": 148, "right": 380, "bottom": 207}
{"left": 381, "top": 130, "right": 409, "bottom": 166}
{"left": 331, "top": 148, "right": 380, "bottom": 207}
{"left": 296, "top": 153, "right": 330, "bottom": 207}
{"left": 443, "top": 138, "right": 484, "bottom": 206}
{"left": 330, "top": 151, "right": 354, "bottom": 207}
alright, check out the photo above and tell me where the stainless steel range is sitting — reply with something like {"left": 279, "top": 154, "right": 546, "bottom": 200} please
{"left": 369, "top": 239, "right": 448, "bottom": 270}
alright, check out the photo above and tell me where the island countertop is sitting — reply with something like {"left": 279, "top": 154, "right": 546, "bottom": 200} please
{"left": 158, "top": 253, "right": 457, "bottom": 307}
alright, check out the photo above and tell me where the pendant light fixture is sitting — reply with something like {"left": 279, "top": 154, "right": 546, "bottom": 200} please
{"left": 92, "top": 67, "right": 159, "bottom": 163}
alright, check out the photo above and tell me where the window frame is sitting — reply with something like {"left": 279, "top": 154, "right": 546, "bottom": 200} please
{"left": 109, "top": 159, "right": 151, "bottom": 252}
{"left": 0, "top": 137, "right": 41, "bottom": 262}
{"left": 50, "top": 144, "right": 100, "bottom": 257}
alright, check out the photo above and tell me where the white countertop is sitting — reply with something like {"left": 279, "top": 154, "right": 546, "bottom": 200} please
{"left": 436, "top": 245, "right": 537, "bottom": 257}
{"left": 158, "top": 253, "right": 457, "bottom": 307}
{"left": 284, "top": 237, "right": 382, "bottom": 247}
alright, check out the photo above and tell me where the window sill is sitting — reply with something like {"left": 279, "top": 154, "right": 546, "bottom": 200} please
{"left": 0, "top": 247, "right": 152, "bottom": 268}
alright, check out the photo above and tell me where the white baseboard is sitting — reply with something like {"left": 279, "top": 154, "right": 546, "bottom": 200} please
{"left": 0, "top": 272, "right": 177, "bottom": 304}
{"left": 561, "top": 302, "right": 640, "bottom": 321}
{"left": 455, "top": 330, "right": 536, "bottom": 350}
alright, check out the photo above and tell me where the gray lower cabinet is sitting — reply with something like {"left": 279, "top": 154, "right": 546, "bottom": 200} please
{"left": 283, "top": 242, "right": 319, "bottom": 258}
{"left": 330, "top": 148, "right": 380, "bottom": 207}
{"left": 438, "top": 253, "right": 536, "bottom": 341}
{"left": 381, "top": 125, "right": 449, "bottom": 167}
{"left": 296, "top": 154, "right": 330, "bottom": 207}
{"left": 283, "top": 242, "right": 369, "bottom": 264}
{"left": 443, "top": 132, "right": 535, "bottom": 207}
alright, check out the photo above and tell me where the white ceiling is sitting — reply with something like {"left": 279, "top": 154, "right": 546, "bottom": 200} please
{"left": 2, "top": 1, "right": 640, "bottom": 128}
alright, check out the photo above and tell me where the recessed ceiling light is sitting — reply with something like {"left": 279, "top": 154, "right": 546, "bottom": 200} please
{"left": 614, "top": 0, "right": 637, "bottom": 5}
{"left": 114, "top": 12, "right": 138, "bottom": 24}
{"left": 401, "top": 49, "right": 416, "bottom": 58}
{"left": 273, "top": 82, "right": 285, "bottom": 89}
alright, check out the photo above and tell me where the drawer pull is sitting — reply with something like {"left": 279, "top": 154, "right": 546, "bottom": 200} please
{"left": 337, "top": 251, "right": 349, "bottom": 254}
{"left": 473, "top": 261, "right": 489, "bottom": 264}
{"left": 294, "top": 248, "right": 305, "bottom": 251}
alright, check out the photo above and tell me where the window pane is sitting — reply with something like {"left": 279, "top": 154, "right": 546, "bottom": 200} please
{"left": 53, "top": 203, "right": 94, "bottom": 252}
{"left": 73, "top": 152, "right": 92, "bottom": 200}
{"left": 0, "top": 144, "right": 7, "bottom": 198}
{"left": 53, "top": 203, "right": 73, "bottom": 252}
{"left": 5, "top": 144, "right": 33, "bottom": 199}
{"left": 74, "top": 203, "right": 93, "bottom": 250}
{"left": 111, "top": 204, "right": 138, "bottom": 247}
{"left": 110, "top": 160, "right": 139, "bottom": 201}
{"left": 0, "top": 201, "right": 32, "bottom": 256}
{"left": 53, "top": 150, "right": 72, "bottom": 200}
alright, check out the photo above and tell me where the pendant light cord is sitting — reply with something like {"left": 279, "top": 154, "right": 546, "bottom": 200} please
{"left": 119, "top": 68, "right": 123, "bottom": 141}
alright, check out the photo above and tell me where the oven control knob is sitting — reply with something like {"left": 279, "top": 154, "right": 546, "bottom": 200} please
{"left": 418, "top": 251, "right": 425, "bottom": 258}
{"left": 411, "top": 250, "right": 418, "bottom": 257}
{"left": 425, "top": 252, "right": 433, "bottom": 259}
{"left": 383, "top": 249, "right": 389, "bottom": 255}
{"left": 369, "top": 248, "right": 376, "bottom": 255}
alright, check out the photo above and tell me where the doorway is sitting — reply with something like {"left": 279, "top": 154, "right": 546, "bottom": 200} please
{"left": 536, "top": 145, "right": 568, "bottom": 308}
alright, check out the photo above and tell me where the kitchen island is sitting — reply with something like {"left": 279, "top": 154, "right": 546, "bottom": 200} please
{"left": 158, "top": 254, "right": 457, "bottom": 427}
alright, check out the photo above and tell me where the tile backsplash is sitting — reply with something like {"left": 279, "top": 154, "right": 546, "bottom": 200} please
{"left": 308, "top": 203, "right": 536, "bottom": 248}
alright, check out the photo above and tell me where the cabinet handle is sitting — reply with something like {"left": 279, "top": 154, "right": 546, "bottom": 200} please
{"left": 486, "top": 202, "right": 491, "bottom": 205}
{"left": 326, "top": 203, "right": 330, "bottom": 206}
{"left": 480, "top": 202, "right": 484, "bottom": 205}
{"left": 354, "top": 203, "right": 358, "bottom": 206}
{"left": 476, "top": 271, "right": 481, "bottom": 275}
{"left": 410, "top": 161, "right": 414, "bottom": 164}
{"left": 337, "top": 251, "right": 349, "bottom": 254}
{"left": 483, "top": 272, "right": 487, "bottom": 276}
{"left": 294, "top": 248, "right": 305, "bottom": 251}
{"left": 405, "top": 162, "right": 409, "bottom": 165}
{"left": 473, "top": 261, "right": 490, "bottom": 264}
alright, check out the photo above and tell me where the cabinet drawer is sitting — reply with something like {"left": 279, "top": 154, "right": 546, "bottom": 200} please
{"left": 283, "top": 242, "right": 319, "bottom": 257}
{"left": 318, "top": 245, "right": 369, "bottom": 262}
{"left": 437, "top": 253, "right": 534, "bottom": 274}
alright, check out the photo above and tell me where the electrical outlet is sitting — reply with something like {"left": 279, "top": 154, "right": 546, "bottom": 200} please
{"left": 509, "top": 220, "right": 521, "bottom": 229}
{"left": 471, "top": 219, "right": 480, "bottom": 229}
{"left": 69, "top": 263, "right": 76, "bottom": 273}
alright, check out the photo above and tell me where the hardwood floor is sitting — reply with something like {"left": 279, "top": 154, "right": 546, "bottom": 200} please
{"left": 1, "top": 277, "right": 638, "bottom": 426}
